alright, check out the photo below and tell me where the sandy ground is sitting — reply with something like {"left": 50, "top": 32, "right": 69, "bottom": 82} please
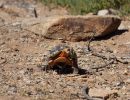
{"left": 0, "top": 0, "right": 130, "bottom": 100}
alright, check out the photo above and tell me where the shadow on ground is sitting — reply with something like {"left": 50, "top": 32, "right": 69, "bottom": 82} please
{"left": 52, "top": 65, "right": 87, "bottom": 75}
{"left": 95, "top": 29, "right": 128, "bottom": 40}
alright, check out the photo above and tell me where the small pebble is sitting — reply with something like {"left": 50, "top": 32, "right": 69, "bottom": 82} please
{"left": 112, "top": 41, "right": 116, "bottom": 45}
{"left": 125, "top": 78, "right": 130, "bottom": 84}
{"left": 0, "top": 2, "right": 4, "bottom": 8}
{"left": 123, "top": 69, "right": 128, "bottom": 75}
{"left": 116, "top": 82, "right": 122, "bottom": 86}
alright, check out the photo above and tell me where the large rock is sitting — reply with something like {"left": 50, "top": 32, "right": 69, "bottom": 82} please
{"left": 22, "top": 15, "right": 121, "bottom": 41}
{"left": 45, "top": 15, "right": 121, "bottom": 41}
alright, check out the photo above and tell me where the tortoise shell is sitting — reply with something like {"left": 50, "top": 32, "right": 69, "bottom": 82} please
{"left": 45, "top": 45, "right": 78, "bottom": 73}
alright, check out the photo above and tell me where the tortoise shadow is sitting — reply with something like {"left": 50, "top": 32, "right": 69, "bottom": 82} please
{"left": 53, "top": 65, "right": 88, "bottom": 75}
{"left": 78, "top": 68, "right": 88, "bottom": 75}
{"left": 53, "top": 66, "right": 73, "bottom": 74}
{"left": 95, "top": 29, "right": 128, "bottom": 40}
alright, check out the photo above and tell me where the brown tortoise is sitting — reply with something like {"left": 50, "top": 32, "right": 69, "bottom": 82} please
{"left": 43, "top": 45, "right": 79, "bottom": 74}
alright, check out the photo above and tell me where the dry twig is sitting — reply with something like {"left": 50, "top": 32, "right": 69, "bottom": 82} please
{"left": 34, "top": 8, "right": 38, "bottom": 18}
{"left": 82, "top": 86, "right": 94, "bottom": 100}
{"left": 87, "top": 29, "right": 96, "bottom": 51}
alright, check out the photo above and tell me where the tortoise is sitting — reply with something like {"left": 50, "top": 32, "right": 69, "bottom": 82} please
{"left": 43, "top": 45, "right": 79, "bottom": 74}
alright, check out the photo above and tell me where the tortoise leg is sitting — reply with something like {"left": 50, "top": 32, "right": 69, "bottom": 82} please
{"left": 73, "top": 67, "right": 79, "bottom": 74}
{"left": 43, "top": 61, "right": 53, "bottom": 72}
{"left": 42, "top": 65, "right": 49, "bottom": 72}
{"left": 72, "top": 59, "right": 79, "bottom": 74}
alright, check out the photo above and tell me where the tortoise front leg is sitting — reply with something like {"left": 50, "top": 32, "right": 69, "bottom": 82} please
{"left": 72, "top": 59, "right": 79, "bottom": 74}
{"left": 73, "top": 67, "right": 79, "bottom": 74}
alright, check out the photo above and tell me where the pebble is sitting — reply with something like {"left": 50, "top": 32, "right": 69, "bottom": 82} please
{"left": 113, "top": 50, "right": 117, "bottom": 54}
{"left": 0, "top": 1, "right": 4, "bottom": 8}
{"left": 123, "top": 69, "right": 128, "bottom": 75}
{"left": 116, "top": 81, "right": 123, "bottom": 86}
{"left": 128, "top": 66, "right": 130, "bottom": 69}
{"left": 97, "top": 9, "right": 109, "bottom": 16}
{"left": 125, "top": 78, "right": 130, "bottom": 84}
{"left": 0, "top": 57, "right": 6, "bottom": 64}
{"left": 112, "top": 41, "right": 116, "bottom": 45}
{"left": 113, "top": 81, "right": 124, "bottom": 87}
{"left": 7, "top": 86, "right": 17, "bottom": 95}
{"left": 112, "top": 64, "right": 116, "bottom": 67}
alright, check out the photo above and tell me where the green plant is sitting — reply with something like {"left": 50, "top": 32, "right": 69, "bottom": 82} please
{"left": 41, "top": 0, "right": 130, "bottom": 15}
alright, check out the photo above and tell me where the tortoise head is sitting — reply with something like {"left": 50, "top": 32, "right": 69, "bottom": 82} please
{"left": 68, "top": 48, "right": 77, "bottom": 60}
{"left": 68, "top": 48, "right": 78, "bottom": 68}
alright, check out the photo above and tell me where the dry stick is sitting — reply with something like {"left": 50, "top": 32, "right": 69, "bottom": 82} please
{"left": 86, "top": 32, "right": 127, "bottom": 70}
{"left": 82, "top": 81, "right": 107, "bottom": 100}
{"left": 90, "top": 52, "right": 115, "bottom": 70}
{"left": 91, "top": 52, "right": 108, "bottom": 60}
{"left": 23, "top": 28, "right": 40, "bottom": 35}
{"left": 87, "top": 29, "right": 96, "bottom": 51}
{"left": 91, "top": 60, "right": 114, "bottom": 70}
{"left": 82, "top": 86, "right": 94, "bottom": 100}
{"left": 115, "top": 57, "right": 128, "bottom": 64}
{"left": 92, "top": 51, "right": 128, "bottom": 63}
{"left": 92, "top": 51, "right": 118, "bottom": 70}
{"left": 82, "top": 86, "right": 103, "bottom": 100}
{"left": 34, "top": 8, "right": 38, "bottom": 18}
{"left": 91, "top": 52, "right": 128, "bottom": 70}
{"left": 86, "top": 30, "right": 113, "bottom": 70}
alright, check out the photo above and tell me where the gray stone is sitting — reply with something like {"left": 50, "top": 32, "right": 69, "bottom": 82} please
{"left": 98, "top": 9, "right": 120, "bottom": 16}
{"left": 98, "top": 9, "right": 109, "bottom": 16}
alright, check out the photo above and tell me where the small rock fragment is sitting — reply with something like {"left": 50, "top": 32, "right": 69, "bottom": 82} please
{"left": 125, "top": 78, "right": 130, "bottom": 84}
{"left": 0, "top": 2, "right": 4, "bottom": 8}
{"left": 128, "top": 66, "right": 130, "bottom": 69}
{"left": 89, "top": 88, "right": 118, "bottom": 99}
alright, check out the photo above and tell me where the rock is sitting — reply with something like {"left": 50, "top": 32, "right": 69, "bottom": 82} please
{"left": 128, "top": 66, "right": 130, "bottom": 69}
{"left": 44, "top": 15, "right": 121, "bottom": 41}
{"left": 113, "top": 81, "right": 124, "bottom": 87}
{"left": 118, "top": 21, "right": 129, "bottom": 30}
{"left": 123, "top": 69, "right": 128, "bottom": 75}
{"left": 24, "top": 15, "right": 121, "bottom": 41}
{"left": 98, "top": 9, "right": 110, "bottom": 16}
{"left": 0, "top": 57, "right": 6, "bottom": 64}
{"left": 125, "top": 78, "right": 130, "bottom": 84}
{"left": 0, "top": 1, "right": 4, "bottom": 8}
{"left": 89, "top": 88, "right": 118, "bottom": 99}
{"left": 7, "top": 85, "right": 17, "bottom": 95}
{"left": 98, "top": 9, "right": 120, "bottom": 16}
{"left": 109, "top": 8, "right": 120, "bottom": 15}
